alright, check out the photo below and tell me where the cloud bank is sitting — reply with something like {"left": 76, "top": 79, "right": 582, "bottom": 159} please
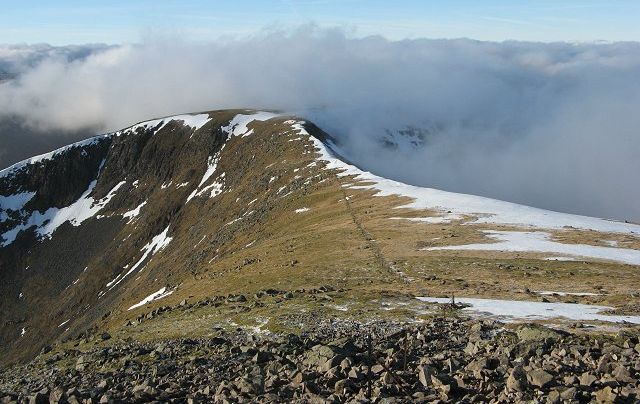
{"left": 1, "top": 29, "right": 639, "bottom": 221}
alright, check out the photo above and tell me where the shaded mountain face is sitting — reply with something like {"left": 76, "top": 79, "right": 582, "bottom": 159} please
{"left": 1, "top": 109, "right": 640, "bottom": 366}
{"left": 1, "top": 110, "right": 347, "bottom": 364}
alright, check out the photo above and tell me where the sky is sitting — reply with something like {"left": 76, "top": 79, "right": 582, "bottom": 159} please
{"left": 0, "top": 1, "right": 639, "bottom": 222}
{"left": 2, "top": 0, "right": 640, "bottom": 44}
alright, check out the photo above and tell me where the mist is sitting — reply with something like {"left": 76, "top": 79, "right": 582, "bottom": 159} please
{"left": 1, "top": 29, "right": 639, "bottom": 222}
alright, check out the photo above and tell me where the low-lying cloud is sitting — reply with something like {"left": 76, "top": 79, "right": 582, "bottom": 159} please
{"left": 1, "top": 29, "right": 639, "bottom": 221}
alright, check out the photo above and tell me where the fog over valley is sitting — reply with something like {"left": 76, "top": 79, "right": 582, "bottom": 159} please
{"left": 1, "top": 30, "right": 639, "bottom": 221}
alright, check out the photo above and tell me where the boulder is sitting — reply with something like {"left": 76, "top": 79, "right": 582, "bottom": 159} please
{"left": 253, "top": 351, "right": 272, "bottom": 364}
{"left": 506, "top": 365, "right": 528, "bottom": 392}
{"left": 579, "top": 372, "right": 598, "bottom": 387}
{"left": 417, "top": 365, "right": 434, "bottom": 387}
{"left": 515, "top": 324, "right": 563, "bottom": 342}
{"left": 48, "top": 387, "right": 66, "bottom": 403}
{"left": 594, "top": 386, "right": 618, "bottom": 403}
{"left": 528, "top": 369, "right": 554, "bottom": 389}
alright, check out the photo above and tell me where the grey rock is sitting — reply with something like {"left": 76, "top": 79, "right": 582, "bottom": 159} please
{"left": 370, "top": 364, "right": 385, "bottom": 375}
{"left": 417, "top": 365, "right": 433, "bottom": 387}
{"left": 528, "top": 369, "right": 554, "bottom": 389}
{"left": 253, "top": 350, "right": 271, "bottom": 364}
{"left": 612, "top": 364, "right": 632, "bottom": 382}
{"left": 321, "top": 355, "right": 344, "bottom": 372}
{"left": 546, "top": 389, "right": 561, "bottom": 404}
{"left": 48, "top": 387, "right": 66, "bottom": 403}
{"left": 339, "top": 357, "right": 353, "bottom": 370}
{"left": 515, "top": 324, "right": 562, "bottom": 342}
{"left": 506, "top": 365, "right": 528, "bottom": 392}
{"left": 579, "top": 372, "right": 598, "bottom": 387}
{"left": 560, "top": 387, "right": 577, "bottom": 400}
{"left": 594, "top": 386, "right": 618, "bottom": 403}
{"left": 334, "top": 379, "right": 355, "bottom": 395}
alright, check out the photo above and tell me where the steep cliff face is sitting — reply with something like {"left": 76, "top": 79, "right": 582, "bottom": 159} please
{"left": 2, "top": 109, "right": 640, "bottom": 366}
{"left": 1, "top": 110, "right": 324, "bottom": 363}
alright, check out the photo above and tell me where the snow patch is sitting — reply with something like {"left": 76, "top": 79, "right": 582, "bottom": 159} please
{"left": 128, "top": 287, "right": 174, "bottom": 310}
{"left": 417, "top": 296, "right": 640, "bottom": 324}
{"left": 295, "top": 207, "right": 310, "bottom": 213}
{"left": 123, "top": 201, "right": 147, "bottom": 223}
{"left": 173, "top": 114, "right": 212, "bottom": 131}
{"left": 222, "top": 112, "right": 280, "bottom": 138}
{"left": 424, "top": 230, "right": 640, "bottom": 265}
{"left": 391, "top": 215, "right": 463, "bottom": 224}
{"left": 121, "top": 113, "right": 211, "bottom": 137}
{"left": 0, "top": 192, "right": 36, "bottom": 220}
{"left": 544, "top": 256, "right": 577, "bottom": 261}
{"left": 331, "top": 304, "right": 350, "bottom": 312}
{"left": 187, "top": 153, "right": 224, "bottom": 202}
{"left": 1, "top": 180, "right": 125, "bottom": 246}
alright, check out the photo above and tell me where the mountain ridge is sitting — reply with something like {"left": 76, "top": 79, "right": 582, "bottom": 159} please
{"left": 1, "top": 109, "right": 639, "bottom": 368}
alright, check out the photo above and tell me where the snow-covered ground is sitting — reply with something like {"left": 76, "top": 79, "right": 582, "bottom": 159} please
{"left": 0, "top": 191, "right": 35, "bottom": 212}
{"left": 424, "top": 230, "right": 640, "bottom": 265}
{"left": 222, "top": 111, "right": 280, "bottom": 138}
{"left": 122, "top": 201, "right": 147, "bottom": 223}
{"left": 1, "top": 180, "right": 125, "bottom": 246}
{"left": 119, "top": 113, "right": 212, "bottom": 137}
{"left": 128, "top": 287, "right": 174, "bottom": 310}
{"left": 416, "top": 296, "right": 640, "bottom": 324}
{"left": 187, "top": 152, "right": 225, "bottom": 202}
{"left": 0, "top": 191, "right": 35, "bottom": 222}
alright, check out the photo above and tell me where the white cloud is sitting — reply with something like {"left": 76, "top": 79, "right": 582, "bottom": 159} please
{"left": 1, "top": 29, "right": 639, "bottom": 221}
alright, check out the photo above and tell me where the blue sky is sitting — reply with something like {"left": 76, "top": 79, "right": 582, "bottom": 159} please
{"left": 1, "top": 0, "right": 639, "bottom": 44}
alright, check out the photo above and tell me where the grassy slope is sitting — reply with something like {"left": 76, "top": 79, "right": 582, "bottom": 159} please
{"left": 96, "top": 115, "right": 640, "bottom": 347}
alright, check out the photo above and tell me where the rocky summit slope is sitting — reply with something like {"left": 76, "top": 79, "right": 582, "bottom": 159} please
{"left": 1, "top": 109, "right": 640, "bottom": 401}
{"left": 2, "top": 319, "right": 639, "bottom": 403}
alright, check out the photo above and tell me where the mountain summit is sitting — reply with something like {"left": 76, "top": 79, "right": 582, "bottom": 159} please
{"left": 1, "top": 109, "right": 639, "bottom": 368}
